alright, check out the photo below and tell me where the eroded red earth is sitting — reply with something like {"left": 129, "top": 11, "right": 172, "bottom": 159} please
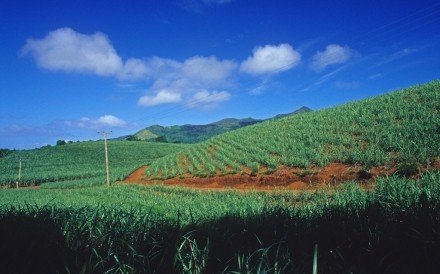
{"left": 122, "top": 159, "right": 440, "bottom": 191}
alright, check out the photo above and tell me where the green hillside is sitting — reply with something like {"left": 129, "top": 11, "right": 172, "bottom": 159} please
{"left": 1, "top": 81, "right": 440, "bottom": 273}
{"left": 0, "top": 141, "right": 186, "bottom": 188}
{"left": 136, "top": 118, "right": 261, "bottom": 143}
{"left": 145, "top": 81, "right": 440, "bottom": 180}
{"left": 128, "top": 106, "right": 312, "bottom": 144}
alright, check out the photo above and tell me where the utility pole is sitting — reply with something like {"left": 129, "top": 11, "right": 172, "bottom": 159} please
{"left": 16, "top": 157, "right": 21, "bottom": 188}
{"left": 98, "top": 131, "right": 112, "bottom": 187}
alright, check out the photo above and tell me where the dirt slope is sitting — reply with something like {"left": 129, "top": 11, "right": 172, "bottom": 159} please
{"left": 123, "top": 163, "right": 398, "bottom": 191}
{"left": 123, "top": 158, "right": 440, "bottom": 191}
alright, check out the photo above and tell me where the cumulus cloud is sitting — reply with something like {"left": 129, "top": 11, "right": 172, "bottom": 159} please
{"left": 21, "top": 27, "right": 151, "bottom": 80}
{"left": 186, "top": 90, "right": 231, "bottom": 109}
{"left": 137, "top": 56, "right": 236, "bottom": 108}
{"left": 21, "top": 28, "right": 123, "bottom": 76}
{"left": 240, "top": 43, "right": 301, "bottom": 75}
{"left": 97, "top": 115, "right": 127, "bottom": 127}
{"left": 183, "top": 56, "right": 236, "bottom": 85}
{"left": 138, "top": 90, "right": 182, "bottom": 106}
{"left": 119, "top": 58, "right": 150, "bottom": 80}
{"left": 65, "top": 115, "right": 127, "bottom": 129}
{"left": 22, "top": 28, "right": 237, "bottom": 108}
{"left": 22, "top": 28, "right": 306, "bottom": 109}
{"left": 310, "top": 44, "right": 354, "bottom": 72}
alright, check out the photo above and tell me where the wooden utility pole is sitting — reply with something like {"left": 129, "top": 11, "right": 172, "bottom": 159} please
{"left": 16, "top": 158, "right": 21, "bottom": 188}
{"left": 98, "top": 131, "right": 112, "bottom": 187}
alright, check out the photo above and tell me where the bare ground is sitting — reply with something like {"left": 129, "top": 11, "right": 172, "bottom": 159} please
{"left": 122, "top": 162, "right": 401, "bottom": 191}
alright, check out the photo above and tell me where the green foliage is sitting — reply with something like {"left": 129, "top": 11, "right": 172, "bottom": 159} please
{"left": 0, "top": 141, "right": 186, "bottom": 187}
{"left": 175, "top": 231, "right": 210, "bottom": 274}
{"left": 0, "top": 148, "right": 13, "bottom": 158}
{"left": 145, "top": 80, "right": 440, "bottom": 179}
{"left": 131, "top": 117, "right": 265, "bottom": 144}
{"left": 154, "top": 135, "right": 168, "bottom": 143}
{"left": 394, "top": 161, "right": 420, "bottom": 177}
{"left": 126, "top": 134, "right": 140, "bottom": 141}
{"left": 56, "top": 139, "right": 67, "bottom": 146}
{"left": 1, "top": 171, "right": 440, "bottom": 272}
{"left": 134, "top": 118, "right": 266, "bottom": 144}
{"left": 134, "top": 108, "right": 312, "bottom": 144}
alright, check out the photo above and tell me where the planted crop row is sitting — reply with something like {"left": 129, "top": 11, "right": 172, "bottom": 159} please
{"left": 0, "top": 141, "right": 187, "bottom": 187}
{"left": 145, "top": 80, "right": 440, "bottom": 179}
{"left": 1, "top": 170, "right": 440, "bottom": 273}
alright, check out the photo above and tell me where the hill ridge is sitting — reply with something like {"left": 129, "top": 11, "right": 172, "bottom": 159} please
{"left": 141, "top": 80, "right": 440, "bottom": 184}
{"left": 124, "top": 106, "right": 312, "bottom": 143}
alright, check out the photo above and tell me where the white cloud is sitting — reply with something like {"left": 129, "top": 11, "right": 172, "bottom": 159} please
{"left": 144, "top": 57, "right": 182, "bottom": 80}
{"left": 23, "top": 28, "right": 306, "bottom": 109}
{"left": 311, "top": 44, "right": 354, "bottom": 72}
{"left": 22, "top": 28, "right": 237, "bottom": 108}
{"left": 240, "top": 43, "right": 301, "bottom": 75}
{"left": 138, "top": 56, "right": 235, "bottom": 107}
{"left": 186, "top": 90, "right": 231, "bottom": 109}
{"left": 66, "top": 115, "right": 127, "bottom": 129}
{"left": 119, "top": 58, "right": 150, "bottom": 80}
{"left": 183, "top": 56, "right": 237, "bottom": 85}
{"left": 97, "top": 115, "right": 127, "bottom": 127}
{"left": 138, "top": 89, "right": 182, "bottom": 106}
{"left": 21, "top": 27, "right": 152, "bottom": 80}
{"left": 21, "top": 28, "right": 123, "bottom": 76}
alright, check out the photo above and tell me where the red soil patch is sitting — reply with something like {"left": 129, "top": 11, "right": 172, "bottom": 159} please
{"left": 122, "top": 158, "right": 440, "bottom": 191}
{"left": 125, "top": 165, "right": 148, "bottom": 182}
{"left": 122, "top": 163, "right": 381, "bottom": 191}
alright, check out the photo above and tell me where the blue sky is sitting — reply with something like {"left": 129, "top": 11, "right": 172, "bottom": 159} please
{"left": 1, "top": 0, "right": 440, "bottom": 149}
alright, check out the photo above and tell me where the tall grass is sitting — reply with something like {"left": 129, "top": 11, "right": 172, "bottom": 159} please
{"left": 1, "top": 171, "right": 440, "bottom": 273}
{"left": 0, "top": 141, "right": 186, "bottom": 187}
{"left": 145, "top": 80, "right": 440, "bottom": 179}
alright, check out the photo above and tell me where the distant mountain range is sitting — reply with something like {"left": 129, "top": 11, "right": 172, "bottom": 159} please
{"left": 121, "top": 106, "right": 312, "bottom": 144}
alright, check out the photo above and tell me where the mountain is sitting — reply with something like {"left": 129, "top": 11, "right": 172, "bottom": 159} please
{"left": 125, "top": 107, "right": 312, "bottom": 144}
{"left": 271, "top": 106, "right": 312, "bottom": 119}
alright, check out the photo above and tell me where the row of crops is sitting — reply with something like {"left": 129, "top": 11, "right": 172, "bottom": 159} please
{"left": 0, "top": 80, "right": 440, "bottom": 273}
{"left": 0, "top": 141, "right": 186, "bottom": 188}
{"left": 1, "top": 81, "right": 438, "bottom": 187}
{"left": 145, "top": 80, "right": 440, "bottom": 179}
{"left": 1, "top": 171, "right": 440, "bottom": 273}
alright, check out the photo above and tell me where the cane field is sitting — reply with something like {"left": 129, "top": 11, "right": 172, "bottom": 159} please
{"left": 0, "top": 141, "right": 187, "bottom": 188}
{"left": 0, "top": 80, "right": 440, "bottom": 273}
{"left": 145, "top": 80, "right": 440, "bottom": 180}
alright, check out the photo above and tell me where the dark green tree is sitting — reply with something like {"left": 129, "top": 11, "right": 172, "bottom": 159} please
{"left": 154, "top": 136, "right": 168, "bottom": 143}
{"left": 0, "top": 149, "right": 12, "bottom": 158}
{"left": 56, "top": 140, "right": 67, "bottom": 146}
{"left": 126, "top": 135, "right": 139, "bottom": 141}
